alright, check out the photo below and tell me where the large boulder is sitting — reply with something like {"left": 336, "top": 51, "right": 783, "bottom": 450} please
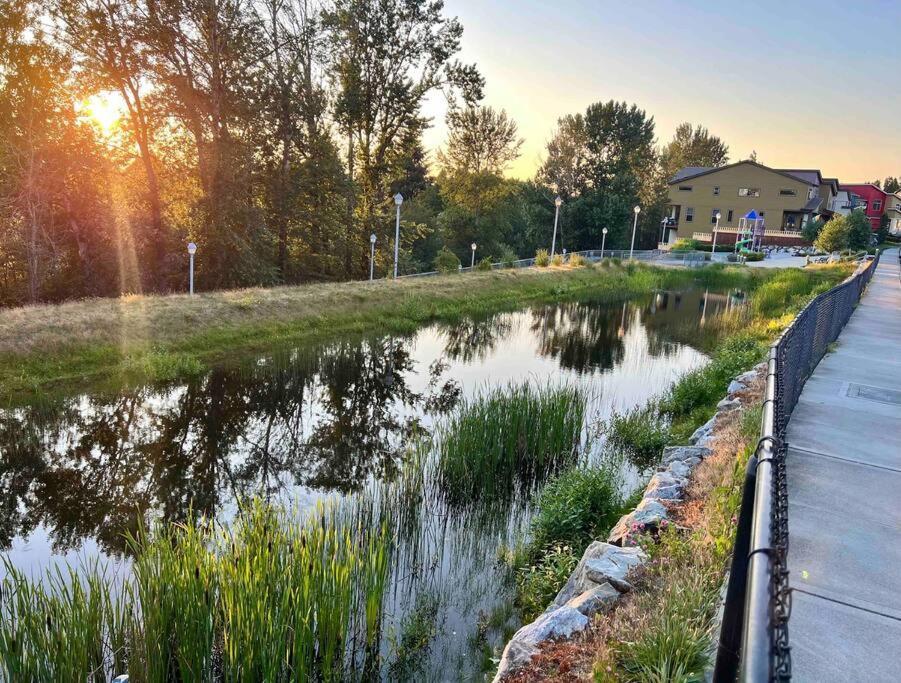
{"left": 689, "top": 417, "right": 716, "bottom": 446}
{"left": 565, "top": 582, "right": 621, "bottom": 617}
{"left": 727, "top": 379, "right": 746, "bottom": 394}
{"left": 662, "top": 445, "right": 711, "bottom": 467}
{"left": 607, "top": 498, "right": 668, "bottom": 545}
{"left": 716, "top": 397, "right": 741, "bottom": 412}
{"left": 643, "top": 471, "right": 685, "bottom": 500}
{"left": 663, "top": 459, "right": 692, "bottom": 480}
{"left": 492, "top": 606, "right": 589, "bottom": 681}
{"left": 552, "top": 541, "right": 647, "bottom": 606}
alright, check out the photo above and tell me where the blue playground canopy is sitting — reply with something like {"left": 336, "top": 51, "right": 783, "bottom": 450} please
{"left": 745, "top": 210, "right": 759, "bottom": 220}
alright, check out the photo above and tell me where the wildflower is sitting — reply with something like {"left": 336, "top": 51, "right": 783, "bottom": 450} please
{"left": 631, "top": 522, "right": 639, "bottom": 531}
{"left": 660, "top": 519, "right": 669, "bottom": 528}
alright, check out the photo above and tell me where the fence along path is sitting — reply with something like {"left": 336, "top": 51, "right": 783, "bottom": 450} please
{"left": 785, "top": 249, "right": 901, "bottom": 681}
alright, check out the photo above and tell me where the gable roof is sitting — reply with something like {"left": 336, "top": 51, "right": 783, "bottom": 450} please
{"left": 776, "top": 169, "right": 823, "bottom": 186}
{"left": 668, "top": 160, "right": 820, "bottom": 186}
{"left": 840, "top": 183, "right": 889, "bottom": 196}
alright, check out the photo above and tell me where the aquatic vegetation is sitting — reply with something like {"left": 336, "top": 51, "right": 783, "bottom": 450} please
{"left": 436, "top": 383, "right": 586, "bottom": 506}
{"left": 515, "top": 545, "right": 579, "bottom": 622}
{"left": 606, "top": 403, "right": 672, "bottom": 469}
{"left": 0, "top": 499, "right": 391, "bottom": 682}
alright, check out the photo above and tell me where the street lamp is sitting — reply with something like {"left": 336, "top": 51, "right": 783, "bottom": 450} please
{"left": 660, "top": 217, "right": 668, "bottom": 244}
{"left": 393, "top": 193, "right": 404, "bottom": 279}
{"left": 551, "top": 196, "right": 563, "bottom": 257}
{"left": 471, "top": 242, "right": 477, "bottom": 269}
{"left": 187, "top": 242, "right": 197, "bottom": 295}
{"left": 712, "top": 212, "right": 722, "bottom": 257}
{"left": 369, "top": 233, "right": 377, "bottom": 281}
{"left": 601, "top": 228, "right": 608, "bottom": 258}
{"left": 629, "top": 205, "right": 641, "bottom": 260}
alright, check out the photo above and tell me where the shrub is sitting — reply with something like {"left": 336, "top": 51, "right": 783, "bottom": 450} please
{"left": 743, "top": 251, "right": 764, "bottom": 262}
{"left": 569, "top": 253, "right": 587, "bottom": 267}
{"left": 846, "top": 210, "right": 872, "bottom": 250}
{"left": 497, "top": 244, "right": 518, "bottom": 268}
{"left": 476, "top": 256, "right": 493, "bottom": 271}
{"left": 815, "top": 217, "right": 850, "bottom": 253}
{"left": 671, "top": 238, "right": 700, "bottom": 252}
{"left": 515, "top": 545, "right": 579, "bottom": 622}
{"left": 550, "top": 253, "right": 564, "bottom": 267}
{"left": 529, "top": 466, "right": 623, "bottom": 553}
{"left": 535, "top": 249, "right": 550, "bottom": 266}
{"left": 599, "top": 258, "right": 612, "bottom": 268}
{"left": 610, "top": 257, "right": 622, "bottom": 266}
{"left": 801, "top": 218, "right": 825, "bottom": 243}
{"left": 606, "top": 404, "right": 671, "bottom": 469}
{"left": 433, "top": 247, "right": 461, "bottom": 273}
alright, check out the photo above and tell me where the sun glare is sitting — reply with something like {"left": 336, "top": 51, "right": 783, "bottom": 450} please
{"left": 79, "top": 93, "right": 124, "bottom": 133}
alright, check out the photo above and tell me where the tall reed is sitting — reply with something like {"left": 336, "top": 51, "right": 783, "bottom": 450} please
{"left": 436, "top": 383, "right": 586, "bottom": 506}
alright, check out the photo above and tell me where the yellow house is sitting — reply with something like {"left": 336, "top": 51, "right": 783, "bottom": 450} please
{"left": 665, "top": 161, "right": 836, "bottom": 245}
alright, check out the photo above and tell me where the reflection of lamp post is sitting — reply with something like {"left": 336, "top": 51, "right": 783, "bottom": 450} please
{"left": 393, "top": 193, "right": 403, "bottom": 279}
{"left": 601, "top": 228, "right": 608, "bottom": 258}
{"left": 369, "top": 233, "right": 377, "bottom": 281}
{"left": 551, "top": 196, "right": 563, "bottom": 256}
{"left": 187, "top": 242, "right": 197, "bottom": 295}
{"left": 471, "top": 242, "right": 477, "bottom": 269}
{"left": 629, "top": 205, "right": 641, "bottom": 260}
{"left": 712, "top": 212, "right": 722, "bottom": 256}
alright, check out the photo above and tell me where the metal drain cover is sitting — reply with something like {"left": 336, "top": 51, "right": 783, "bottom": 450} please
{"left": 846, "top": 383, "right": 901, "bottom": 406}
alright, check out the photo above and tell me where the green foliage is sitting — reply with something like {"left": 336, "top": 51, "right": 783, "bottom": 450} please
{"left": 743, "top": 251, "right": 764, "bottom": 262}
{"left": 497, "top": 244, "right": 518, "bottom": 267}
{"left": 436, "top": 383, "right": 585, "bottom": 505}
{"left": 514, "top": 546, "right": 579, "bottom": 622}
{"left": 671, "top": 238, "right": 700, "bottom": 252}
{"left": 433, "top": 247, "right": 461, "bottom": 273}
{"left": 476, "top": 256, "right": 493, "bottom": 271}
{"left": 529, "top": 466, "right": 623, "bottom": 553}
{"left": 535, "top": 248, "right": 551, "bottom": 266}
{"left": 846, "top": 210, "right": 873, "bottom": 250}
{"left": 568, "top": 253, "right": 587, "bottom": 267}
{"left": 801, "top": 218, "right": 825, "bottom": 243}
{"left": 606, "top": 403, "right": 671, "bottom": 469}
{"left": 815, "top": 217, "right": 850, "bottom": 253}
{"left": 550, "top": 253, "right": 564, "bottom": 266}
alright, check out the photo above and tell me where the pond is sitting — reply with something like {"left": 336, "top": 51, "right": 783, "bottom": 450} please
{"left": 0, "top": 286, "right": 745, "bottom": 680}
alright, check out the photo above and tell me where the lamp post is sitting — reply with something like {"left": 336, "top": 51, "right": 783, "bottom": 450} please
{"left": 187, "top": 242, "right": 197, "bottom": 294}
{"left": 660, "top": 217, "right": 668, "bottom": 244}
{"left": 471, "top": 242, "right": 477, "bottom": 269}
{"left": 601, "top": 228, "right": 608, "bottom": 258}
{"left": 551, "top": 196, "right": 563, "bottom": 256}
{"left": 629, "top": 205, "right": 641, "bottom": 260}
{"left": 369, "top": 233, "right": 377, "bottom": 280}
{"left": 393, "top": 193, "right": 403, "bottom": 279}
{"left": 712, "top": 212, "right": 722, "bottom": 257}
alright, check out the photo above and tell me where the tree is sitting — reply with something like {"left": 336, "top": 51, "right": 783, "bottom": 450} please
{"left": 437, "top": 106, "right": 522, "bottom": 176}
{"left": 324, "top": 0, "right": 483, "bottom": 276}
{"left": 815, "top": 217, "right": 849, "bottom": 253}
{"left": 537, "top": 114, "right": 590, "bottom": 198}
{"left": 883, "top": 177, "right": 900, "bottom": 194}
{"left": 801, "top": 218, "right": 825, "bottom": 243}
{"left": 846, "top": 209, "right": 872, "bottom": 250}
{"left": 660, "top": 122, "right": 729, "bottom": 181}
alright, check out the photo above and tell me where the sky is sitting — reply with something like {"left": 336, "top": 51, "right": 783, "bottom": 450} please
{"left": 422, "top": 0, "right": 901, "bottom": 183}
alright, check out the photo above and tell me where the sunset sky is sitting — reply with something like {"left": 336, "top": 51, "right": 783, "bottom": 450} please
{"left": 423, "top": 0, "right": 901, "bottom": 182}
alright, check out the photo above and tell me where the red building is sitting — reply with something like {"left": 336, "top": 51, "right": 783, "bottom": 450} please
{"left": 840, "top": 184, "right": 887, "bottom": 231}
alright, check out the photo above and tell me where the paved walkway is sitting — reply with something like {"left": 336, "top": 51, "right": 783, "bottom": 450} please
{"left": 786, "top": 249, "right": 901, "bottom": 682}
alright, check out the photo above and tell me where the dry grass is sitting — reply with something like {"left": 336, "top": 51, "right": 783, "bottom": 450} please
{"left": 506, "top": 369, "right": 766, "bottom": 682}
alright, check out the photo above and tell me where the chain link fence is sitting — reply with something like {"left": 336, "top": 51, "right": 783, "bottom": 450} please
{"left": 714, "top": 253, "right": 880, "bottom": 682}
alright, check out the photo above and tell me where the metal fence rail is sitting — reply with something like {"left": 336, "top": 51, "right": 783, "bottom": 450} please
{"left": 714, "top": 254, "right": 880, "bottom": 682}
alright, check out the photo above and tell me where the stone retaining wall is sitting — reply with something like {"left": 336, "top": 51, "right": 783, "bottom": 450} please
{"left": 493, "top": 363, "right": 766, "bottom": 681}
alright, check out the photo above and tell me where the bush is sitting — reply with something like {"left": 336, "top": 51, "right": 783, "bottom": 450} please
{"left": 606, "top": 404, "right": 671, "bottom": 469}
{"left": 515, "top": 546, "right": 578, "bottom": 622}
{"left": 846, "top": 210, "right": 872, "bottom": 250}
{"left": 476, "top": 256, "right": 493, "bottom": 271}
{"left": 671, "top": 238, "right": 701, "bottom": 252}
{"left": 610, "top": 257, "right": 622, "bottom": 266}
{"left": 535, "top": 248, "right": 550, "bottom": 267}
{"left": 568, "top": 253, "right": 587, "bottom": 267}
{"left": 550, "top": 253, "right": 564, "bottom": 267}
{"left": 497, "top": 245, "right": 518, "bottom": 268}
{"left": 801, "top": 218, "right": 825, "bottom": 243}
{"left": 815, "top": 217, "right": 850, "bottom": 253}
{"left": 743, "top": 251, "right": 764, "bottom": 262}
{"left": 433, "top": 247, "right": 461, "bottom": 274}
{"left": 529, "top": 466, "right": 623, "bottom": 553}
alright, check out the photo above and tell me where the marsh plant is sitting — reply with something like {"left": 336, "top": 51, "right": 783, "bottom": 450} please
{"left": 436, "top": 383, "right": 586, "bottom": 506}
{"left": 0, "top": 499, "right": 391, "bottom": 682}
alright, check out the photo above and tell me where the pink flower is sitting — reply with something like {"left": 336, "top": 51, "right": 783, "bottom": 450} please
{"left": 660, "top": 519, "right": 669, "bottom": 527}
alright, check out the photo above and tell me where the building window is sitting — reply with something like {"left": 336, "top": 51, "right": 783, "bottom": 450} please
{"left": 779, "top": 189, "right": 797, "bottom": 196}
{"left": 807, "top": 187, "right": 818, "bottom": 200}
{"left": 685, "top": 207, "right": 694, "bottom": 222}
{"left": 727, "top": 209, "right": 734, "bottom": 222}
{"left": 738, "top": 188, "right": 760, "bottom": 197}
{"left": 678, "top": 185, "right": 693, "bottom": 192}
{"left": 713, "top": 186, "right": 720, "bottom": 195}
{"left": 711, "top": 209, "right": 720, "bottom": 225}
{"left": 873, "top": 200, "right": 882, "bottom": 211}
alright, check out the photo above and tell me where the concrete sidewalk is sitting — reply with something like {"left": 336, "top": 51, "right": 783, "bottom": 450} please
{"left": 786, "top": 250, "right": 901, "bottom": 682}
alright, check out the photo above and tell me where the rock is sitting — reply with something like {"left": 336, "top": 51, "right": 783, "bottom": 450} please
{"left": 688, "top": 417, "right": 716, "bottom": 446}
{"left": 608, "top": 498, "right": 668, "bottom": 545}
{"left": 662, "top": 445, "right": 711, "bottom": 466}
{"left": 735, "top": 369, "right": 758, "bottom": 385}
{"left": 716, "top": 397, "right": 741, "bottom": 411}
{"left": 643, "top": 471, "right": 685, "bottom": 501}
{"left": 663, "top": 459, "right": 692, "bottom": 479}
{"left": 552, "top": 542, "right": 646, "bottom": 606}
{"left": 493, "top": 606, "right": 589, "bottom": 680}
{"left": 727, "top": 380, "right": 746, "bottom": 394}
{"left": 565, "top": 582, "right": 621, "bottom": 617}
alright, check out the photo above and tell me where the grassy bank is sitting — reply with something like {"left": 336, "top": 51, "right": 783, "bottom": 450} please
{"left": 1, "top": 262, "right": 770, "bottom": 402}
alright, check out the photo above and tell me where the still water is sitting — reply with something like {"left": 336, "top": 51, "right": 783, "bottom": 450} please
{"left": 0, "top": 287, "right": 743, "bottom": 680}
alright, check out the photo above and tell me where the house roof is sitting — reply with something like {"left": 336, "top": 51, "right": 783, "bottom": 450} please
{"left": 776, "top": 169, "right": 823, "bottom": 186}
{"left": 668, "top": 160, "right": 820, "bottom": 186}
{"left": 840, "top": 183, "right": 889, "bottom": 196}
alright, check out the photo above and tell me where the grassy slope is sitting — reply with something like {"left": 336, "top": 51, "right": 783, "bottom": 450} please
{"left": 0, "top": 263, "right": 774, "bottom": 401}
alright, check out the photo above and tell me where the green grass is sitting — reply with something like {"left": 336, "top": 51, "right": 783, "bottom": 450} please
{"left": 0, "top": 498, "right": 391, "bottom": 682}
{"left": 436, "top": 383, "right": 586, "bottom": 506}
{"left": 0, "top": 263, "right": 767, "bottom": 403}
{"left": 606, "top": 403, "right": 672, "bottom": 470}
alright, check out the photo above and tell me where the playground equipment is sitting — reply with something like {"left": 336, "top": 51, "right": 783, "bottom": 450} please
{"left": 735, "top": 210, "right": 765, "bottom": 255}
